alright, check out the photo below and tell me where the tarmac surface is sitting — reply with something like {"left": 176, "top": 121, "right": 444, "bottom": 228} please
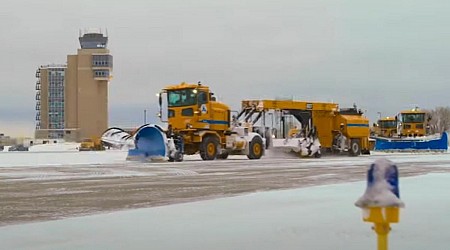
{"left": 1, "top": 151, "right": 450, "bottom": 227}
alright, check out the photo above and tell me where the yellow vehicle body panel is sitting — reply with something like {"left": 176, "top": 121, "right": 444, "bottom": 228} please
{"left": 242, "top": 100, "right": 339, "bottom": 112}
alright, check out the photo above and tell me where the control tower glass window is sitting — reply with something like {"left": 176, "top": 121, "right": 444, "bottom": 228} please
{"left": 167, "top": 89, "right": 197, "bottom": 107}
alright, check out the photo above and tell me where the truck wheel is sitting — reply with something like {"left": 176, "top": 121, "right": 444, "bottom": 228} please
{"left": 217, "top": 152, "right": 229, "bottom": 160}
{"left": 200, "top": 136, "right": 219, "bottom": 160}
{"left": 264, "top": 130, "right": 272, "bottom": 149}
{"left": 314, "top": 151, "right": 321, "bottom": 158}
{"left": 169, "top": 151, "right": 183, "bottom": 162}
{"left": 247, "top": 136, "right": 263, "bottom": 159}
{"left": 349, "top": 139, "right": 361, "bottom": 156}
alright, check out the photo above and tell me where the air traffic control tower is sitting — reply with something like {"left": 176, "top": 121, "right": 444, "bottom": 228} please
{"left": 64, "top": 30, "right": 113, "bottom": 141}
{"left": 35, "top": 30, "right": 113, "bottom": 142}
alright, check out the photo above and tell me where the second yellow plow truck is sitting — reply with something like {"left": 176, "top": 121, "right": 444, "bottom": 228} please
{"left": 238, "top": 100, "right": 371, "bottom": 157}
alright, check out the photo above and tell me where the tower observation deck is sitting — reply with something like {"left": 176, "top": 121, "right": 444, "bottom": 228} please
{"left": 79, "top": 29, "right": 108, "bottom": 49}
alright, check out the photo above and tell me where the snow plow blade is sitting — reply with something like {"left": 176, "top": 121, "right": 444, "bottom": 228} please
{"left": 374, "top": 132, "right": 448, "bottom": 152}
{"left": 127, "top": 124, "right": 168, "bottom": 161}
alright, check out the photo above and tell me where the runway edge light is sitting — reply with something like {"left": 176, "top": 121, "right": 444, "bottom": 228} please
{"left": 355, "top": 158, "right": 404, "bottom": 250}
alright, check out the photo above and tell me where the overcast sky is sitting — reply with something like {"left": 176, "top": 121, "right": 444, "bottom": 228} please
{"left": 1, "top": 0, "right": 449, "bottom": 137}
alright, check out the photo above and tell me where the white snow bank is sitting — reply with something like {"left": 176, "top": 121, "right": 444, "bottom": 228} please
{"left": 1, "top": 173, "right": 450, "bottom": 250}
{"left": 0, "top": 150, "right": 128, "bottom": 167}
{"left": 28, "top": 142, "right": 80, "bottom": 152}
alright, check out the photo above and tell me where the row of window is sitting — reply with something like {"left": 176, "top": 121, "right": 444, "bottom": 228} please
{"left": 49, "top": 124, "right": 64, "bottom": 129}
{"left": 49, "top": 102, "right": 64, "bottom": 108}
{"left": 49, "top": 82, "right": 64, "bottom": 87}
{"left": 36, "top": 115, "right": 65, "bottom": 121}
{"left": 48, "top": 77, "right": 64, "bottom": 81}
{"left": 37, "top": 93, "right": 64, "bottom": 99}
{"left": 92, "top": 60, "right": 112, "bottom": 67}
{"left": 48, "top": 86, "right": 64, "bottom": 93}
{"left": 48, "top": 112, "right": 64, "bottom": 117}
{"left": 94, "top": 70, "right": 110, "bottom": 77}
{"left": 38, "top": 100, "right": 64, "bottom": 104}
{"left": 49, "top": 132, "right": 64, "bottom": 139}
{"left": 92, "top": 55, "right": 113, "bottom": 68}
{"left": 48, "top": 92, "right": 64, "bottom": 98}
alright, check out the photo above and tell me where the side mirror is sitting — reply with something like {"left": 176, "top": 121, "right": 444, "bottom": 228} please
{"left": 211, "top": 96, "right": 216, "bottom": 101}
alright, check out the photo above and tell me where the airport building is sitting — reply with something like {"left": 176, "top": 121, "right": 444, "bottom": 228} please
{"left": 35, "top": 30, "right": 113, "bottom": 142}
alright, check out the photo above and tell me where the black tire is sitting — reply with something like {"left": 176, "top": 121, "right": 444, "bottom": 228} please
{"left": 361, "top": 149, "right": 371, "bottom": 155}
{"left": 314, "top": 151, "right": 322, "bottom": 158}
{"left": 349, "top": 139, "right": 361, "bottom": 156}
{"left": 168, "top": 151, "right": 183, "bottom": 162}
{"left": 264, "top": 130, "right": 272, "bottom": 149}
{"left": 217, "top": 152, "right": 229, "bottom": 160}
{"left": 247, "top": 136, "right": 264, "bottom": 159}
{"left": 200, "top": 136, "right": 219, "bottom": 160}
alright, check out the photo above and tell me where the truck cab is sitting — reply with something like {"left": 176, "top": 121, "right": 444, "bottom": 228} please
{"left": 398, "top": 108, "right": 426, "bottom": 137}
{"left": 374, "top": 117, "right": 397, "bottom": 137}
{"left": 161, "top": 82, "right": 230, "bottom": 132}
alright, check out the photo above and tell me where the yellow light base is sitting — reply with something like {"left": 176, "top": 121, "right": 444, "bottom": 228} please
{"left": 362, "top": 207, "right": 400, "bottom": 224}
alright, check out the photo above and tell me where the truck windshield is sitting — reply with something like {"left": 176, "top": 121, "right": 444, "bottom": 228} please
{"left": 401, "top": 113, "right": 425, "bottom": 123}
{"left": 167, "top": 89, "right": 197, "bottom": 107}
{"left": 378, "top": 120, "right": 397, "bottom": 128}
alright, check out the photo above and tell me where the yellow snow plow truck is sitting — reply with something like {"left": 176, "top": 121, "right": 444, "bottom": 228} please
{"left": 372, "top": 116, "right": 397, "bottom": 137}
{"left": 238, "top": 100, "right": 371, "bottom": 156}
{"left": 126, "top": 82, "right": 265, "bottom": 161}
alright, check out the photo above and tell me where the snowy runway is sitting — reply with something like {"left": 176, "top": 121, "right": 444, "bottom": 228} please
{"left": 1, "top": 173, "right": 449, "bottom": 250}
{"left": 1, "top": 149, "right": 450, "bottom": 249}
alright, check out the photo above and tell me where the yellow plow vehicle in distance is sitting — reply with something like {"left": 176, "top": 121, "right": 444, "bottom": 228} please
{"left": 372, "top": 116, "right": 397, "bottom": 138}
{"left": 79, "top": 137, "right": 105, "bottom": 151}
{"left": 398, "top": 108, "right": 427, "bottom": 137}
{"left": 372, "top": 107, "right": 448, "bottom": 151}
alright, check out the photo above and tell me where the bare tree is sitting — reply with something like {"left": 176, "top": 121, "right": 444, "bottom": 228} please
{"left": 428, "top": 106, "right": 450, "bottom": 134}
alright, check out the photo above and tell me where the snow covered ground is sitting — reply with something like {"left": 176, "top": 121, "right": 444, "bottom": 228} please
{"left": 1, "top": 173, "right": 449, "bottom": 250}
{"left": 1, "top": 147, "right": 449, "bottom": 168}
{"left": 0, "top": 149, "right": 127, "bottom": 168}
{"left": 1, "top": 147, "right": 449, "bottom": 249}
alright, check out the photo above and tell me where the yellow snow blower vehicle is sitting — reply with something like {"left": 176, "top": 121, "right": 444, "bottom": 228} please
{"left": 126, "top": 82, "right": 265, "bottom": 161}
{"left": 238, "top": 100, "right": 371, "bottom": 156}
